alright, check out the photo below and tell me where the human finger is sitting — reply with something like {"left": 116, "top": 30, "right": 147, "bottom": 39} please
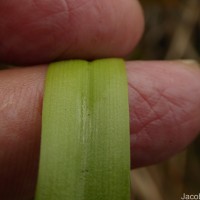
{"left": 1, "top": 60, "right": 200, "bottom": 199}
{"left": 0, "top": 0, "right": 144, "bottom": 65}
{"left": 127, "top": 61, "right": 200, "bottom": 168}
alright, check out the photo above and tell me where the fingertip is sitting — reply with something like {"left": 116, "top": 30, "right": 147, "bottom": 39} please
{"left": 126, "top": 61, "right": 200, "bottom": 168}
{"left": 121, "top": 0, "right": 144, "bottom": 56}
{"left": 0, "top": 0, "right": 144, "bottom": 65}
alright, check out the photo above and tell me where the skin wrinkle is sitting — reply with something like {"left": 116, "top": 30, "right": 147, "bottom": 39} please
{"left": 157, "top": 90, "right": 188, "bottom": 137}
{"left": 0, "top": 1, "right": 71, "bottom": 64}
{"left": 18, "top": 13, "right": 70, "bottom": 62}
{"left": 0, "top": 1, "right": 67, "bottom": 49}
{"left": 160, "top": 90, "right": 193, "bottom": 116}
{"left": 0, "top": 0, "right": 144, "bottom": 65}
{"left": 65, "top": 1, "right": 111, "bottom": 53}
{"left": 66, "top": 0, "right": 92, "bottom": 13}
{"left": 128, "top": 82, "right": 164, "bottom": 136}
{"left": 160, "top": 96, "right": 186, "bottom": 136}
{"left": 32, "top": 0, "right": 44, "bottom": 12}
{"left": 158, "top": 82, "right": 200, "bottom": 138}
{"left": 0, "top": 91, "right": 14, "bottom": 112}
{"left": 127, "top": 61, "right": 200, "bottom": 168}
{"left": 128, "top": 84, "right": 169, "bottom": 140}
{"left": 94, "top": 2, "right": 114, "bottom": 42}
{"left": 30, "top": 0, "right": 70, "bottom": 19}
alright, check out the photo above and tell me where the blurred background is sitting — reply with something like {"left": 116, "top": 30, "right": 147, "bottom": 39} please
{"left": 130, "top": 0, "right": 200, "bottom": 199}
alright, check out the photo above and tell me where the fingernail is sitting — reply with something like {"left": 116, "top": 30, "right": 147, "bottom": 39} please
{"left": 177, "top": 59, "right": 200, "bottom": 69}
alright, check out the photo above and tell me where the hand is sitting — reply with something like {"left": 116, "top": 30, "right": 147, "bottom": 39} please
{"left": 0, "top": 1, "right": 200, "bottom": 199}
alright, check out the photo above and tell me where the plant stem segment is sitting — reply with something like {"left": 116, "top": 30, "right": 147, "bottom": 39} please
{"left": 35, "top": 59, "right": 130, "bottom": 200}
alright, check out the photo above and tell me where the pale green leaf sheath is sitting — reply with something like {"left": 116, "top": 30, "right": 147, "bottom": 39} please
{"left": 35, "top": 59, "right": 130, "bottom": 200}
